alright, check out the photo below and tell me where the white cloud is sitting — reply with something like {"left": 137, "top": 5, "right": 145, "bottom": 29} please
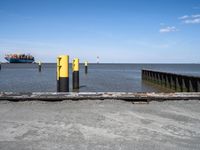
{"left": 159, "top": 26, "right": 177, "bottom": 33}
{"left": 191, "top": 14, "right": 200, "bottom": 18}
{"left": 179, "top": 15, "right": 189, "bottom": 19}
{"left": 179, "top": 14, "right": 200, "bottom": 24}
{"left": 184, "top": 18, "right": 200, "bottom": 24}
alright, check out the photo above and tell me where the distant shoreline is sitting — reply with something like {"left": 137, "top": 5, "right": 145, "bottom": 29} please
{"left": 1, "top": 62, "right": 200, "bottom": 65}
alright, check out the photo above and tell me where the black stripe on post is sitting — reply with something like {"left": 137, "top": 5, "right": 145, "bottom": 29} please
{"left": 38, "top": 65, "right": 41, "bottom": 72}
{"left": 73, "top": 71, "right": 79, "bottom": 89}
{"left": 57, "top": 79, "right": 60, "bottom": 92}
{"left": 59, "top": 77, "right": 69, "bottom": 92}
{"left": 85, "top": 66, "right": 88, "bottom": 74}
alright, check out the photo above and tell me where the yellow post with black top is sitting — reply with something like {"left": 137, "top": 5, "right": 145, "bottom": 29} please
{"left": 72, "top": 58, "right": 79, "bottom": 89}
{"left": 38, "top": 61, "right": 42, "bottom": 72}
{"left": 57, "top": 55, "right": 69, "bottom": 92}
{"left": 85, "top": 61, "right": 88, "bottom": 74}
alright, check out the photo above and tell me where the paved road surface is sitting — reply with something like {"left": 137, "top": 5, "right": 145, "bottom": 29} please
{"left": 0, "top": 100, "right": 200, "bottom": 150}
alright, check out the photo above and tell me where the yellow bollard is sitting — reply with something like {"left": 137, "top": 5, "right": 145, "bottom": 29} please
{"left": 57, "top": 55, "right": 69, "bottom": 92}
{"left": 84, "top": 61, "right": 88, "bottom": 74}
{"left": 72, "top": 58, "right": 79, "bottom": 89}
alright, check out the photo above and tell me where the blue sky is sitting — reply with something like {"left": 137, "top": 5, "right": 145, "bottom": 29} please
{"left": 0, "top": 0, "right": 200, "bottom": 63}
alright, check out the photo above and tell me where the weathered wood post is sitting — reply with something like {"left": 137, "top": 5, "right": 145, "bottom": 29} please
{"left": 149, "top": 71, "right": 152, "bottom": 81}
{"left": 181, "top": 77, "right": 187, "bottom": 92}
{"left": 166, "top": 75, "right": 170, "bottom": 88}
{"left": 189, "top": 78, "right": 194, "bottom": 92}
{"left": 175, "top": 76, "right": 180, "bottom": 91}
{"left": 157, "top": 73, "right": 161, "bottom": 85}
{"left": 142, "top": 69, "right": 200, "bottom": 92}
{"left": 154, "top": 72, "right": 158, "bottom": 84}
{"left": 177, "top": 76, "right": 182, "bottom": 92}
{"left": 179, "top": 76, "right": 184, "bottom": 92}
{"left": 164, "top": 74, "right": 167, "bottom": 87}
{"left": 153, "top": 72, "right": 156, "bottom": 83}
{"left": 142, "top": 70, "right": 144, "bottom": 79}
{"left": 161, "top": 73, "right": 165, "bottom": 86}
{"left": 193, "top": 78, "right": 199, "bottom": 92}
{"left": 154, "top": 72, "right": 157, "bottom": 83}
{"left": 184, "top": 78, "right": 190, "bottom": 92}
{"left": 147, "top": 71, "right": 150, "bottom": 81}
{"left": 152, "top": 71, "right": 154, "bottom": 81}
{"left": 148, "top": 71, "right": 150, "bottom": 81}
{"left": 197, "top": 79, "right": 200, "bottom": 92}
{"left": 170, "top": 75, "right": 174, "bottom": 90}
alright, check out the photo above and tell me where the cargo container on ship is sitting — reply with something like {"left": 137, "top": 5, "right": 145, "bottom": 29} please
{"left": 5, "top": 54, "right": 35, "bottom": 63}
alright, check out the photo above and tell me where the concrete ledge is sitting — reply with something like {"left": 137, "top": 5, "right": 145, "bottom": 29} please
{"left": 0, "top": 92, "right": 200, "bottom": 102}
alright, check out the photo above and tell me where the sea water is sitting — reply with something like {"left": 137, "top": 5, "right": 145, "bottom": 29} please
{"left": 0, "top": 63, "right": 199, "bottom": 92}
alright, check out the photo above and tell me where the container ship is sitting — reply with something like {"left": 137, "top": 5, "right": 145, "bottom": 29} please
{"left": 5, "top": 54, "right": 35, "bottom": 63}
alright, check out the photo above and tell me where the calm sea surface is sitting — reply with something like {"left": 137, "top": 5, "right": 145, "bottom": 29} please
{"left": 0, "top": 63, "right": 199, "bottom": 92}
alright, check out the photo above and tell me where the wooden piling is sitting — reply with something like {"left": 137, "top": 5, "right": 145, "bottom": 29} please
{"left": 142, "top": 69, "right": 200, "bottom": 92}
{"left": 85, "top": 61, "right": 88, "bottom": 74}
{"left": 38, "top": 61, "right": 42, "bottom": 72}
{"left": 197, "top": 80, "right": 200, "bottom": 92}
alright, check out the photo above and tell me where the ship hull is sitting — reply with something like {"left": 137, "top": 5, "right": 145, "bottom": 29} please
{"left": 5, "top": 58, "right": 34, "bottom": 63}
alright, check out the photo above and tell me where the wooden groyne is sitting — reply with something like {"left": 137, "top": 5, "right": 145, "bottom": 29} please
{"left": 0, "top": 92, "right": 200, "bottom": 102}
{"left": 142, "top": 69, "right": 200, "bottom": 92}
